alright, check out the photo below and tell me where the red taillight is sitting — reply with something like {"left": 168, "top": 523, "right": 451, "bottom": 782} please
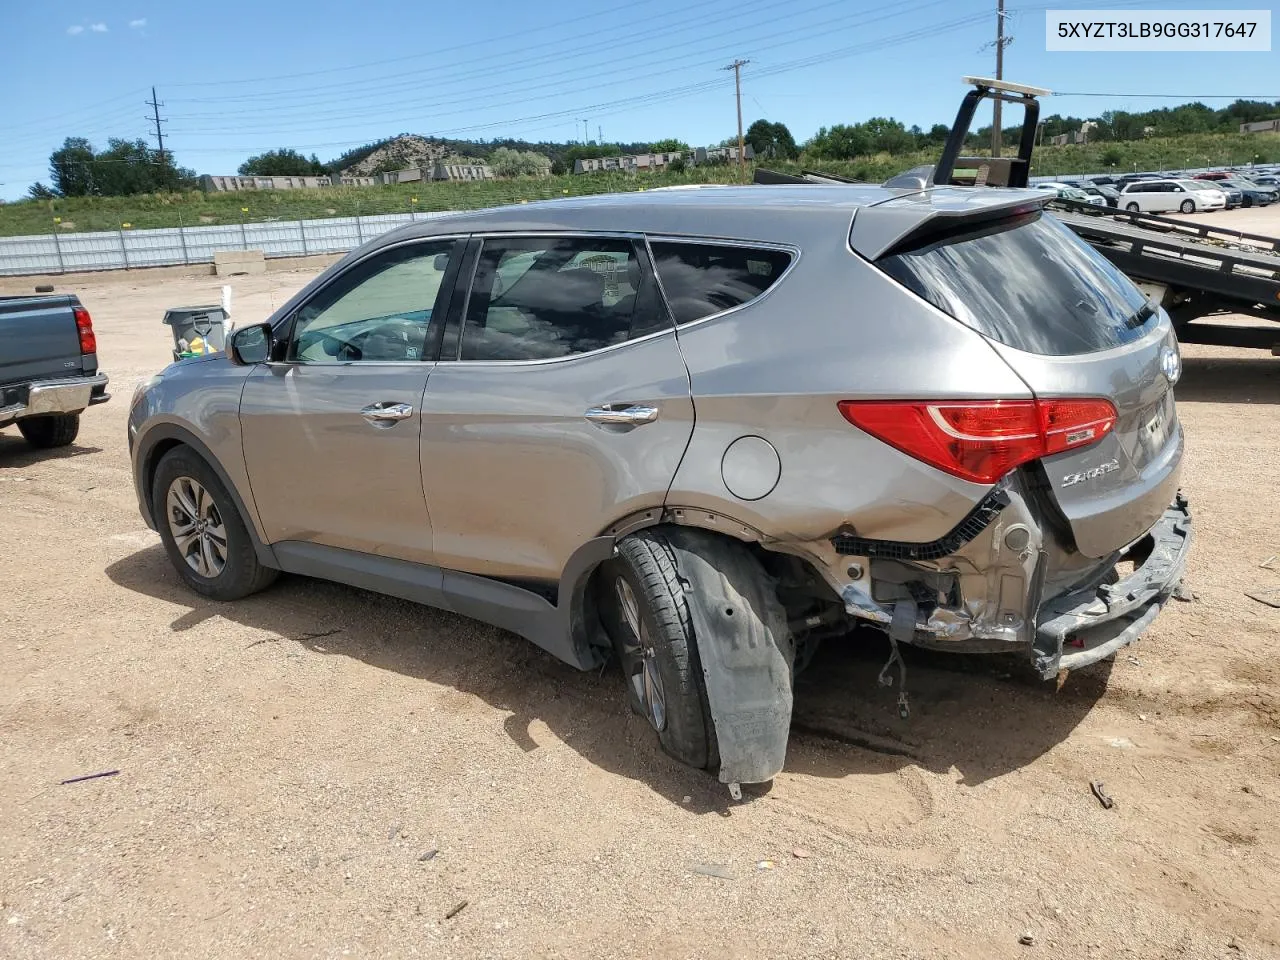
{"left": 837, "top": 398, "right": 1117, "bottom": 485}
{"left": 73, "top": 306, "right": 96, "bottom": 355}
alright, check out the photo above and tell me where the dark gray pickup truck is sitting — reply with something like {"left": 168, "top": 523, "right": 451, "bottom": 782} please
{"left": 0, "top": 294, "right": 109, "bottom": 449}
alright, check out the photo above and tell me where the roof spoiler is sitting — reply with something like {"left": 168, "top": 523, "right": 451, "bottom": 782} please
{"left": 883, "top": 77, "right": 1051, "bottom": 191}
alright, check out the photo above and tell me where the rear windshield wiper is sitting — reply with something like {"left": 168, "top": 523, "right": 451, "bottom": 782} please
{"left": 1125, "top": 301, "right": 1156, "bottom": 330}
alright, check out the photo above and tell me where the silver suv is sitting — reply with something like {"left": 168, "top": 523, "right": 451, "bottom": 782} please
{"left": 128, "top": 185, "right": 1192, "bottom": 792}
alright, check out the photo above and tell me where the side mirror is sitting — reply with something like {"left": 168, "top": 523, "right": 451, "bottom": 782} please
{"left": 229, "top": 322, "right": 273, "bottom": 365}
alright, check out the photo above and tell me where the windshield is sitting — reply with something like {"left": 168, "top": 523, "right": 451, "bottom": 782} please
{"left": 877, "top": 211, "right": 1155, "bottom": 356}
{"left": 1185, "top": 181, "right": 1220, "bottom": 191}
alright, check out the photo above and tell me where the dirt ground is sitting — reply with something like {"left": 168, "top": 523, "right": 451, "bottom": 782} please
{"left": 2, "top": 204, "right": 1279, "bottom": 960}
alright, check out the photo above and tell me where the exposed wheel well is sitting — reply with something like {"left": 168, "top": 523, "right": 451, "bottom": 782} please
{"left": 581, "top": 521, "right": 846, "bottom": 671}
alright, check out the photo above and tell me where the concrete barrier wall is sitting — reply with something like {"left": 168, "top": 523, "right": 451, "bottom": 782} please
{"left": 0, "top": 211, "right": 463, "bottom": 276}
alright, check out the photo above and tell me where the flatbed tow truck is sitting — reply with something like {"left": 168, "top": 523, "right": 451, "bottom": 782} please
{"left": 756, "top": 77, "right": 1280, "bottom": 352}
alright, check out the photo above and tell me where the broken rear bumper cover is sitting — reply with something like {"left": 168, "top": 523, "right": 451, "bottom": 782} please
{"left": 1032, "top": 492, "right": 1192, "bottom": 678}
{"left": 838, "top": 491, "right": 1193, "bottom": 678}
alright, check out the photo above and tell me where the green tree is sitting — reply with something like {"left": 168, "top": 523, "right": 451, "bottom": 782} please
{"left": 238, "top": 148, "right": 328, "bottom": 176}
{"left": 27, "top": 182, "right": 57, "bottom": 200}
{"left": 745, "top": 120, "right": 798, "bottom": 159}
{"left": 804, "top": 124, "right": 872, "bottom": 160}
{"left": 490, "top": 147, "right": 552, "bottom": 177}
{"left": 50, "top": 137, "right": 97, "bottom": 196}
{"left": 648, "top": 138, "right": 690, "bottom": 153}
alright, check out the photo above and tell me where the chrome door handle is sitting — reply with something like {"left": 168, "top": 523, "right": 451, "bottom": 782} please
{"left": 361, "top": 401, "right": 414, "bottom": 425}
{"left": 584, "top": 404, "right": 660, "bottom": 426}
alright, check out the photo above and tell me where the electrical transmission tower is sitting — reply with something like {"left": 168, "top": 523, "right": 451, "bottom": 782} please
{"left": 145, "top": 86, "right": 168, "bottom": 166}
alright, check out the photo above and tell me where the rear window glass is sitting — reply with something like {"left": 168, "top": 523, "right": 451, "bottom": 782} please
{"left": 877, "top": 212, "right": 1153, "bottom": 356}
{"left": 649, "top": 242, "right": 792, "bottom": 325}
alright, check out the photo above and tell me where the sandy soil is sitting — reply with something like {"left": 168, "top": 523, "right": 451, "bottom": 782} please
{"left": 2, "top": 211, "right": 1279, "bottom": 959}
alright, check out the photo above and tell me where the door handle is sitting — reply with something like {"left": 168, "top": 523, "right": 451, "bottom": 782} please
{"left": 584, "top": 404, "right": 660, "bottom": 426}
{"left": 361, "top": 401, "right": 414, "bottom": 426}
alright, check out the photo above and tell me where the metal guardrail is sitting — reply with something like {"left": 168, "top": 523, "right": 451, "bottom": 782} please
{"left": 0, "top": 210, "right": 463, "bottom": 277}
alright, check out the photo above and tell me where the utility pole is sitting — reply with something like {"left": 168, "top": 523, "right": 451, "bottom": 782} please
{"left": 990, "top": 0, "right": 1012, "bottom": 157}
{"left": 576, "top": 118, "right": 590, "bottom": 145}
{"left": 722, "top": 59, "right": 750, "bottom": 182}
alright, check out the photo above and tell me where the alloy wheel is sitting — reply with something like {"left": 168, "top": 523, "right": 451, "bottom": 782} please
{"left": 166, "top": 476, "right": 228, "bottom": 578}
{"left": 614, "top": 576, "right": 667, "bottom": 732}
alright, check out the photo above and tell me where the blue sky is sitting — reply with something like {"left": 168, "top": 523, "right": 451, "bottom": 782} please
{"left": 2, "top": 0, "right": 1276, "bottom": 200}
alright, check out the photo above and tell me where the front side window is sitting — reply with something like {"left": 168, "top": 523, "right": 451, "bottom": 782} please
{"left": 459, "top": 237, "right": 659, "bottom": 361}
{"left": 290, "top": 241, "right": 454, "bottom": 362}
{"left": 649, "top": 241, "right": 793, "bottom": 325}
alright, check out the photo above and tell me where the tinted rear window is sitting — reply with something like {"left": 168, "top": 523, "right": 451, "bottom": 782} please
{"left": 877, "top": 212, "right": 1153, "bottom": 356}
{"left": 650, "top": 242, "right": 792, "bottom": 325}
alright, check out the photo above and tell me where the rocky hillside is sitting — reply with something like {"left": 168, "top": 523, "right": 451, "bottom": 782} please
{"left": 340, "top": 136, "right": 456, "bottom": 176}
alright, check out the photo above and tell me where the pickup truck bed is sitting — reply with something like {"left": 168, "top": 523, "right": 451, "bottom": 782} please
{"left": 1, "top": 294, "right": 109, "bottom": 448}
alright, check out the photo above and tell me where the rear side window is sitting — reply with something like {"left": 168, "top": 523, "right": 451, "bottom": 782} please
{"left": 649, "top": 241, "right": 793, "bottom": 325}
{"left": 877, "top": 212, "right": 1153, "bottom": 356}
{"left": 460, "top": 237, "right": 661, "bottom": 361}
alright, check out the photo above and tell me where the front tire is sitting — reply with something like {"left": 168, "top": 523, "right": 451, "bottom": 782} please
{"left": 598, "top": 531, "right": 718, "bottom": 770}
{"left": 152, "top": 447, "right": 277, "bottom": 601}
{"left": 1179, "top": 199, "right": 1195, "bottom": 214}
{"left": 18, "top": 413, "right": 80, "bottom": 448}
{"left": 1125, "top": 202, "right": 1140, "bottom": 212}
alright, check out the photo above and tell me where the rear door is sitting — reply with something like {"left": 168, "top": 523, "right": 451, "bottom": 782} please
{"left": 877, "top": 210, "right": 1182, "bottom": 558}
{"left": 419, "top": 233, "right": 693, "bottom": 584}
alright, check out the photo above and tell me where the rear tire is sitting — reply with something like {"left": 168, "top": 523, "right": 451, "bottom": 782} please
{"left": 18, "top": 413, "right": 80, "bottom": 449}
{"left": 152, "top": 447, "right": 277, "bottom": 601}
{"left": 1179, "top": 199, "right": 1195, "bottom": 214}
{"left": 1125, "top": 202, "right": 1140, "bottom": 212}
{"left": 598, "top": 531, "right": 718, "bottom": 770}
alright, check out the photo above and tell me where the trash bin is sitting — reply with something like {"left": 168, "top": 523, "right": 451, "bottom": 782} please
{"left": 163, "top": 306, "right": 227, "bottom": 361}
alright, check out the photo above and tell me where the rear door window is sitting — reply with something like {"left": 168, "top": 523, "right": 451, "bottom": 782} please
{"left": 877, "top": 211, "right": 1153, "bottom": 356}
{"left": 649, "top": 241, "right": 793, "bottom": 325}
{"left": 458, "top": 236, "right": 665, "bottom": 361}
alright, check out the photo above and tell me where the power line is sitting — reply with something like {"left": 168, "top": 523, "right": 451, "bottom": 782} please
{"left": 163, "top": 0, "right": 678, "bottom": 88}
{"left": 162, "top": 0, "right": 970, "bottom": 140}
{"left": 166, "top": 13, "right": 991, "bottom": 155}
{"left": 164, "top": 0, "right": 929, "bottom": 121}
{"left": 1053, "top": 91, "right": 1280, "bottom": 99}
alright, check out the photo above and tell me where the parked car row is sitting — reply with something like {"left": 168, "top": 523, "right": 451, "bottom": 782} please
{"left": 1036, "top": 168, "right": 1278, "bottom": 214}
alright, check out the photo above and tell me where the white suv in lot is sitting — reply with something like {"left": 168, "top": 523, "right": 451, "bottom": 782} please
{"left": 1120, "top": 179, "right": 1226, "bottom": 214}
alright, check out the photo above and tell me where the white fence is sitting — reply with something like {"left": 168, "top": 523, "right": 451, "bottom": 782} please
{"left": 0, "top": 211, "right": 464, "bottom": 277}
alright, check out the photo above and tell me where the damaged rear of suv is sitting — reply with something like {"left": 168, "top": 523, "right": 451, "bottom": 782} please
{"left": 128, "top": 79, "right": 1190, "bottom": 798}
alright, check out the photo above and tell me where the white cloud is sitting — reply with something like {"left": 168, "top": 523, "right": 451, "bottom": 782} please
{"left": 89, "top": 22, "right": 108, "bottom": 32}
{"left": 66, "top": 24, "right": 84, "bottom": 34}
{"left": 129, "top": 18, "right": 146, "bottom": 28}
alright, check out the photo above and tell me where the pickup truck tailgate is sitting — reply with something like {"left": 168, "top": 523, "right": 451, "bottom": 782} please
{"left": 0, "top": 295, "right": 89, "bottom": 384}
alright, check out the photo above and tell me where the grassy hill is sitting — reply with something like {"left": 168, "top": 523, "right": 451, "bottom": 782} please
{"left": 3, "top": 133, "right": 1276, "bottom": 239}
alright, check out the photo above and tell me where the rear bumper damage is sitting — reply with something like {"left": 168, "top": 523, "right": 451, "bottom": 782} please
{"left": 1032, "top": 493, "right": 1192, "bottom": 678}
{"left": 835, "top": 481, "right": 1192, "bottom": 677}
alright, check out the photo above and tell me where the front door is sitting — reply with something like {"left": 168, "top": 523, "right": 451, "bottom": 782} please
{"left": 240, "top": 238, "right": 462, "bottom": 565}
{"left": 420, "top": 234, "right": 694, "bottom": 584}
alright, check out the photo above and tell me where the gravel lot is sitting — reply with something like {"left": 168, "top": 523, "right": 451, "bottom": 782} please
{"left": 2, "top": 205, "right": 1279, "bottom": 959}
